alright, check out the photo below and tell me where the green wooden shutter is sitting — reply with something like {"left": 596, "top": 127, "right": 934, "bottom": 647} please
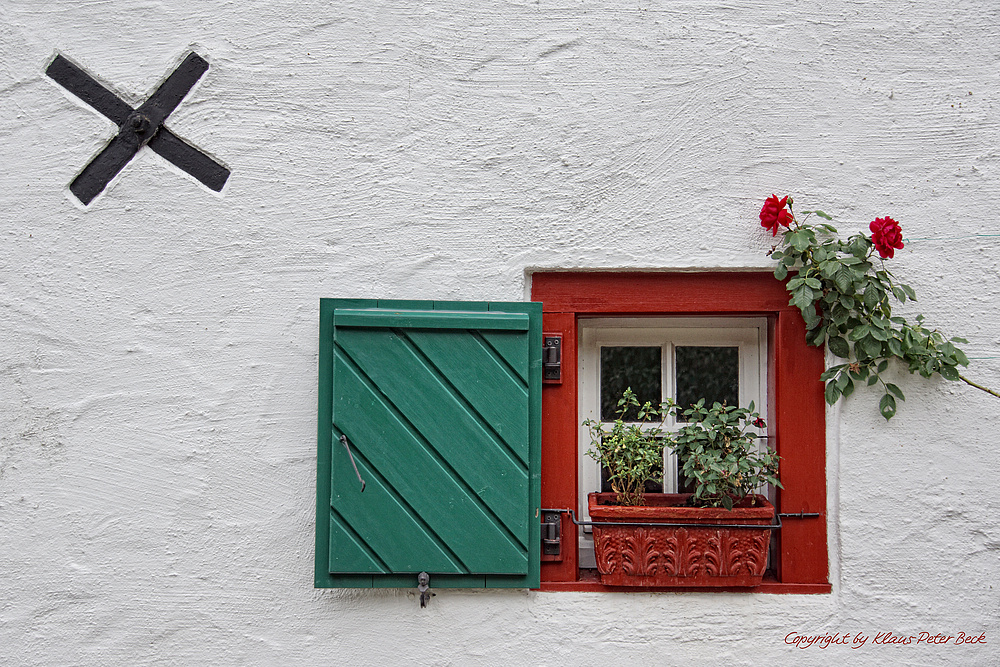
{"left": 315, "top": 299, "right": 542, "bottom": 588}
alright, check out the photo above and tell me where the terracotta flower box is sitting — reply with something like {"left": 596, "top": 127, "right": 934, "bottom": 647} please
{"left": 588, "top": 492, "right": 775, "bottom": 588}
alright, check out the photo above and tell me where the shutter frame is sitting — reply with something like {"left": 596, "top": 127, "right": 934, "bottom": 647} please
{"left": 315, "top": 299, "right": 542, "bottom": 589}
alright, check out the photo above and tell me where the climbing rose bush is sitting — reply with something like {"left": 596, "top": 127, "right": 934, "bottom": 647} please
{"left": 760, "top": 195, "right": 997, "bottom": 419}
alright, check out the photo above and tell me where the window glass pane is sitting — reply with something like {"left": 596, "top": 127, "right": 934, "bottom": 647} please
{"left": 600, "top": 346, "right": 661, "bottom": 421}
{"left": 675, "top": 346, "right": 739, "bottom": 413}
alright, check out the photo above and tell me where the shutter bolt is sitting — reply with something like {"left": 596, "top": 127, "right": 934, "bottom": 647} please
{"left": 418, "top": 572, "right": 434, "bottom": 608}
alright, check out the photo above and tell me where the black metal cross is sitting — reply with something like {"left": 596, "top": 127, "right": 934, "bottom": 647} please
{"left": 46, "top": 52, "right": 231, "bottom": 205}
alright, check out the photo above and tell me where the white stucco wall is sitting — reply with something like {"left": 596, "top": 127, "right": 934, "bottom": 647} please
{"left": 2, "top": 1, "right": 999, "bottom": 665}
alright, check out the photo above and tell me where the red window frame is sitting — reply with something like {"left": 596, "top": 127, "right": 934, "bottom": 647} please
{"left": 532, "top": 271, "right": 831, "bottom": 593}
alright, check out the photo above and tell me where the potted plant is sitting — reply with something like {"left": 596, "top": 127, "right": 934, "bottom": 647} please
{"left": 584, "top": 389, "right": 781, "bottom": 587}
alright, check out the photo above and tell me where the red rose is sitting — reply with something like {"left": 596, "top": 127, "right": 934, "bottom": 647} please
{"left": 760, "top": 194, "right": 793, "bottom": 236}
{"left": 869, "top": 217, "right": 904, "bottom": 259}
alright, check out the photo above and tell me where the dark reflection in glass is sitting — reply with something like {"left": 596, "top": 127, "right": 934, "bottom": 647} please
{"left": 675, "top": 346, "right": 739, "bottom": 416}
{"left": 600, "top": 346, "right": 661, "bottom": 421}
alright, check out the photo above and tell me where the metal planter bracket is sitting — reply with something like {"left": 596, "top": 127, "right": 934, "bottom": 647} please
{"left": 543, "top": 507, "right": 784, "bottom": 531}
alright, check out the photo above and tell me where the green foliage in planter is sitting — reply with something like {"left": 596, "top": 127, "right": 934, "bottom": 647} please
{"left": 585, "top": 389, "right": 781, "bottom": 510}
{"left": 671, "top": 400, "right": 781, "bottom": 510}
{"left": 583, "top": 388, "right": 665, "bottom": 507}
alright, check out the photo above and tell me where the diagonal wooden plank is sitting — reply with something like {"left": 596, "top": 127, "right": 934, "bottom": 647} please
{"left": 334, "top": 351, "right": 529, "bottom": 573}
{"left": 328, "top": 511, "right": 388, "bottom": 574}
{"left": 330, "top": 439, "right": 465, "bottom": 575}
{"left": 336, "top": 328, "right": 529, "bottom": 542}
{"left": 407, "top": 329, "right": 528, "bottom": 464}
{"left": 479, "top": 330, "right": 530, "bottom": 385}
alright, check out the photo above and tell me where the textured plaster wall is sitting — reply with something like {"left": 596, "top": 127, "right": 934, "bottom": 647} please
{"left": 2, "top": 1, "right": 999, "bottom": 665}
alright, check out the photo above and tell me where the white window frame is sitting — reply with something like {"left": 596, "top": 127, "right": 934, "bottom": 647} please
{"left": 576, "top": 316, "right": 768, "bottom": 567}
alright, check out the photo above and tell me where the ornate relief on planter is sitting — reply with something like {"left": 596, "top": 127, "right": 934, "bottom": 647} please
{"left": 588, "top": 492, "right": 775, "bottom": 587}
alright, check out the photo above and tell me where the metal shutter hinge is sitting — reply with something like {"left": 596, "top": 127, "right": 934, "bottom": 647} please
{"left": 541, "top": 511, "right": 561, "bottom": 555}
{"left": 542, "top": 334, "right": 562, "bottom": 384}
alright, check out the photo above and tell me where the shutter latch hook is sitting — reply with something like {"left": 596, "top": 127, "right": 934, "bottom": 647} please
{"left": 339, "top": 435, "right": 366, "bottom": 492}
